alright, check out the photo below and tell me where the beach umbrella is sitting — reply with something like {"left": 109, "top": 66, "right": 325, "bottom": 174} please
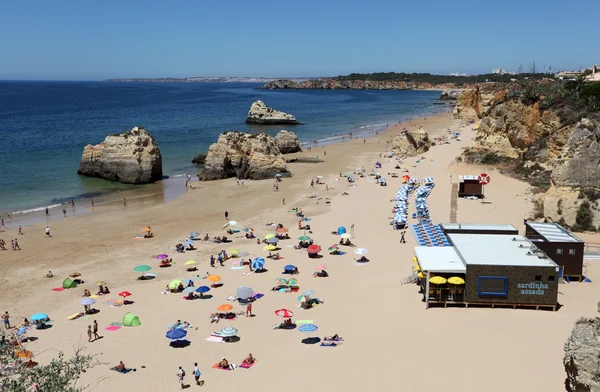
{"left": 184, "top": 260, "right": 197, "bottom": 266}
{"left": 265, "top": 233, "right": 276, "bottom": 240}
{"left": 417, "top": 272, "right": 424, "bottom": 279}
{"left": 166, "top": 328, "right": 187, "bottom": 340}
{"left": 190, "top": 232, "right": 199, "bottom": 238}
{"left": 183, "top": 287, "right": 197, "bottom": 294}
{"left": 95, "top": 281, "right": 107, "bottom": 285}
{"left": 307, "top": 244, "right": 322, "bottom": 254}
{"left": 196, "top": 286, "right": 210, "bottom": 293}
{"left": 134, "top": 265, "right": 152, "bottom": 272}
{"left": 141, "top": 227, "right": 151, "bottom": 232}
{"left": 80, "top": 298, "right": 95, "bottom": 306}
{"left": 69, "top": 272, "right": 81, "bottom": 278}
{"left": 328, "top": 245, "right": 339, "bottom": 251}
{"left": 413, "top": 265, "right": 421, "bottom": 271}
{"left": 31, "top": 313, "right": 48, "bottom": 322}
{"left": 265, "top": 238, "right": 279, "bottom": 244}
{"left": 429, "top": 276, "right": 447, "bottom": 285}
{"left": 119, "top": 291, "right": 132, "bottom": 298}
{"left": 217, "top": 304, "right": 233, "bottom": 312}
{"left": 243, "top": 228, "right": 253, "bottom": 233}
{"left": 207, "top": 275, "right": 221, "bottom": 283}
{"left": 354, "top": 248, "right": 368, "bottom": 255}
{"left": 14, "top": 349, "right": 33, "bottom": 360}
{"left": 275, "top": 227, "right": 289, "bottom": 233}
{"left": 298, "top": 323, "right": 318, "bottom": 338}
{"left": 448, "top": 276, "right": 465, "bottom": 285}
{"left": 264, "top": 245, "right": 277, "bottom": 251}
{"left": 287, "top": 278, "right": 298, "bottom": 286}
{"left": 223, "top": 220, "right": 238, "bottom": 229}
{"left": 284, "top": 265, "right": 296, "bottom": 271}
{"left": 302, "top": 289, "right": 315, "bottom": 297}
{"left": 340, "top": 233, "right": 352, "bottom": 239}
{"left": 236, "top": 286, "right": 254, "bottom": 300}
{"left": 168, "top": 280, "right": 183, "bottom": 290}
{"left": 219, "top": 326, "right": 238, "bottom": 337}
{"left": 229, "top": 249, "right": 240, "bottom": 255}
{"left": 337, "top": 226, "right": 347, "bottom": 235}
{"left": 378, "top": 177, "right": 387, "bottom": 183}
{"left": 181, "top": 240, "right": 194, "bottom": 246}
{"left": 298, "top": 235, "right": 311, "bottom": 241}
{"left": 315, "top": 264, "right": 326, "bottom": 270}
{"left": 275, "top": 173, "right": 282, "bottom": 177}
{"left": 274, "top": 278, "right": 287, "bottom": 285}
{"left": 156, "top": 254, "right": 169, "bottom": 260}
{"left": 251, "top": 257, "right": 265, "bottom": 270}
{"left": 275, "top": 309, "right": 294, "bottom": 318}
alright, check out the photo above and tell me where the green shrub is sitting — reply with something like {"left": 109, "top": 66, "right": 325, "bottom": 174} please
{"left": 572, "top": 201, "right": 595, "bottom": 232}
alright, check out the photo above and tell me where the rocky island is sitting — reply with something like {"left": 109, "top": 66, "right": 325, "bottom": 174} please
{"left": 246, "top": 100, "right": 299, "bottom": 125}
{"left": 77, "top": 126, "right": 163, "bottom": 184}
{"left": 274, "top": 130, "right": 301, "bottom": 154}
{"left": 198, "top": 131, "right": 290, "bottom": 181}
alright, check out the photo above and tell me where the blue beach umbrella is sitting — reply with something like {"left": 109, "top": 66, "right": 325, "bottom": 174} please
{"left": 298, "top": 323, "right": 318, "bottom": 333}
{"left": 196, "top": 286, "right": 210, "bottom": 293}
{"left": 284, "top": 265, "right": 296, "bottom": 271}
{"left": 265, "top": 238, "right": 279, "bottom": 244}
{"left": 166, "top": 328, "right": 187, "bottom": 340}
{"left": 252, "top": 257, "right": 266, "bottom": 270}
{"left": 190, "top": 232, "right": 200, "bottom": 238}
{"left": 31, "top": 313, "right": 48, "bottom": 322}
{"left": 302, "top": 289, "right": 315, "bottom": 297}
{"left": 182, "top": 240, "right": 194, "bottom": 246}
{"left": 337, "top": 226, "right": 347, "bottom": 235}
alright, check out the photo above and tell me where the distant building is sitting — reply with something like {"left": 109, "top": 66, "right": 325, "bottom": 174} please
{"left": 450, "top": 73, "right": 467, "bottom": 77}
{"left": 492, "top": 68, "right": 508, "bottom": 75}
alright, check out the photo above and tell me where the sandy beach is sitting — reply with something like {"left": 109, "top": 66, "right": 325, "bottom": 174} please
{"left": 2, "top": 112, "right": 599, "bottom": 392}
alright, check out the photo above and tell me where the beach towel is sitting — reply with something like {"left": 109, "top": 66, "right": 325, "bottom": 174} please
{"left": 52, "top": 288, "right": 65, "bottom": 292}
{"left": 239, "top": 360, "right": 257, "bottom": 369}
{"left": 205, "top": 336, "right": 223, "bottom": 343}
{"left": 230, "top": 266, "right": 244, "bottom": 270}
{"left": 132, "top": 236, "right": 145, "bottom": 240}
{"left": 320, "top": 342, "right": 338, "bottom": 347}
{"left": 212, "top": 363, "right": 235, "bottom": 370}
{"left": 290, "top": 287, "right": 299, "bottom": 293}
{"left": 67, "top": 312, "right": 84, "bottom": 320}
{"left": 252, "top": 293, "right": 264, "bottom": 299}
{"left": 105, "top": 325, "right": 121, "bottom": 331}
{"left": 242, "top": 272, "right": 251, "bottom": 276}
{"left": 295, "top": 320, "right": 314, "bottom": 325}
{"left": 226, "top": 296, "right": 237, "bottom": 301}
{"left": 111, "top": 367, "right": 133, "bottom": 374}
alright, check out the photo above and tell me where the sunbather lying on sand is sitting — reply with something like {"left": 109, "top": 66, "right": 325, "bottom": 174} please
{"left": 111, "top": 361, "right": 134, "bottom": 374}
{"left": 313, "top": 270, "right": 329, "bottom": 278}
{"left": 324, "top": 334, "right": 343, "bottom": 341}
{"left": 243, "top": 353, "right": 255, "bottom": 364}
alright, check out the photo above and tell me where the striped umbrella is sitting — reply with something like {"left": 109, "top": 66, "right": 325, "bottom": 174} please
{"left": 219, "top": 326, "right": 238, "bottom": 337}
{"left": 252, "top": 257, "right": 265, "bottom": 270}
{"left": 80, "top": 298, "right": 95, "bottom": 306}
{"left": 287, "top": 278, "right": 298, "bottom": 286}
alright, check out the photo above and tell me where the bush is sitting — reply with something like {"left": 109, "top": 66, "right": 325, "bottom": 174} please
{"left": 572, "top": 201, "right": 595, "bottom": 232}
{"left": 533, "top": 199, "right": 545, "bottom": 219}
{"left": 557, "top": 198, "right": 563, "bottom": 216}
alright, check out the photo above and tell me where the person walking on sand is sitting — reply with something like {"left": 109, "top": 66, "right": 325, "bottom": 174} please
{"left": 193, "top": 363, "right": 202, "bottom": 386}
{"left": 92, "top": 320, "right": 100, "bottom": 341}
{"left": 18, "top": 225, "right": 23, "bottom": 235}
{"left": 0, "top": 218, "right": 5, "bottom": 230}
{"left": 400, "top": 231, "right": 406, "bottom": 244}
{"left": 282, "top": 197, "right": 285, "bottom": 205}
{"left": 45, "top": 207, "right": 49, "bottom": 219}
{"left": 177, "top": 366, "right": 185, "bottom": 389}
{"left": 246, "top": 301, "right": 253, "bottom": 317}
{"left": 87, "top": 325, "right": 93, "bottom": 342}
{"left": 123, "top": 198, "right": 127, "bottom": 208}
{"left": 45, "top": 226, "right": 51, "bottom": 237}
{"left": 224, "top": 211, "right": 229, "bottom": 220}
{"left": 2, "top": 311, "right": 10, "bottom": 329}
{"left": 13, "top": 239, "right": 20, "bottom": 250}
{"left": 62, "top": 208, "right": 67, "bottom": 217}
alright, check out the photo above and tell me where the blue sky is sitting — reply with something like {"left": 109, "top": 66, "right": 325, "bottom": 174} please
{"left": 0, "top": 0, "right": 597, "bottom": 80}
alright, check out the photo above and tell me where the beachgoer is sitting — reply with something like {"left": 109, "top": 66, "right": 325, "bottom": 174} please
{"left": 241, "top": 179, "right": 244, "bottom": 185}
{"left": 246, "top": 301, "right": 253, "bottom": 317}
{"left": 243, "top": 353, "right": 255, "bottom": 364}
{"left": 2, "top": 312, "right": 10, "bottom": 329}
{"left": 224, "top": 211, "right": 229, "bottom": 220}
{"left": 71, "top": 200, "right": 75, "bottom": 209}
{"left": 114, "top": 361, "right": 126, "bottom": 372}
{"left": 103, "top": 286, "right": 110, "bottom": 294}
{"left": 219, "top": 358, "right": 230, "bottom": 370}
{"left": 23, "top": 318, "right": 30, "bottom": 327}
{"left": 47, "top": 271, "right": 53, "bottom": 278}
{"left": 18, "top": 226, "right": 23, "bottom": 235}
{"left": 210, "top": 255, "right": 215, "bottom": 268}
{"left": 10, "top": 240, "right": 15, "bottom": 250}
{"left": 310, "top": 179, "right": 314, "bottom": 187}
{"left": 45, "top": 207, "right": 49, "bottom": 217}
{"left": 400, "top": 231, "right": 406, "bottom": 244}
{"left": 87, "top": 325, "right": 93, "bottom": 342}
{"left": 177, "top": 366, "right": 185, "bottom": 388}
{"left": 123, "top": 198, "right": 127, "bottom": 208}
{"left": 14, "top": 239, "right": 20, "bottom": 250}
{"left": 92, "top": 320, "right": 100, "bottom": 340}
{"left": 45, "top": 226, "right": 51, "bottom": 237}
{"left": 282, "top": 197, "right": 285, "bottom": 205}
{"left": 62, "top": 208, "right": 67, "bottom": 217}
{"left": 83, "top": 289, "right": 91, "bottom": 297}
{"left": 193, "top": 363, "right": 201, "bottom": 385}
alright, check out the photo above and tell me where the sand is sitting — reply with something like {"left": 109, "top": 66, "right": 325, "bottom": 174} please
{"left": 1, "top": 112, "right": 599, "bottom": 392}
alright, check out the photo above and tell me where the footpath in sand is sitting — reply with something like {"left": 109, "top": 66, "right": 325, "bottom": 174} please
{"left": 2, "top": 113, "right": 600, "bottom": 392}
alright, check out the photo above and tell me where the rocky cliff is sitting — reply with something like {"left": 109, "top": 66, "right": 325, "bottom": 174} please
{"left": 263, "top": 79, "right": 460, "bottom": 91}
{"left": 392, "top": 126, "right": 431, "bottom": 156}
{"left": 78, "top": 127, "right": 162, "bottom": 184}
{"left": 564, "top": 317, "right": 600, "bottom": 392}
{"left": 246, "top": 100, "right": 298, "bottom": 125}
{"left": 440, "top": 90, "right": 460, "bottom": 100}
{"left": 274, "top": 130, "right": 301, "bottom": 154}
{"left": 198, "top": 132, "right": 290, "bottom": 181}
{"left": 552, "top": 118, "right": 600, "bottom": 187}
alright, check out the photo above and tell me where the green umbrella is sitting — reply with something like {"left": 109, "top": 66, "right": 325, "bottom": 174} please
{"left": 134, "top": 265, "right": 151, "bottom": 272}
{"left": 298, "top": 235, "right": 311, "bottom": 241}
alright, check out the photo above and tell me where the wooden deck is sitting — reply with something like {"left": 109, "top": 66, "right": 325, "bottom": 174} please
{"left": 427, "top": 300, "right": 557, "bottom": 311}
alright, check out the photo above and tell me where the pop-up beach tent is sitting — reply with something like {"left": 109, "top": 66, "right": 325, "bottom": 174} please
{"left": 123, "top": 312, "right": 141, "bottom": 327}
{"left": 62, "top": 278, "right": 77, "bottom": 289}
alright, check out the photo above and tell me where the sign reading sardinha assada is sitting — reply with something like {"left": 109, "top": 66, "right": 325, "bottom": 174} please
{"left": 517, "top": 282, "right": 548, "bottom": 295}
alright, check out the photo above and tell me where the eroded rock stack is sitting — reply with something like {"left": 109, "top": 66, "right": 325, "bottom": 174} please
{"left": 392, "top": 126, "right": 431, "bottom": 157}
{"left": 246, "top": 100, "right": 298, "bottom": 125}
{"left": 198, "top": 132, "right": 290, "bottom": 180}
{"left": 274, "top": 130, "right": 301, "bottom": 154}
{"left": 77, "top": 127, "right": 162, "bottom": 184}
{"left": 564, "top": 317, "right": 600, "bottom": 392}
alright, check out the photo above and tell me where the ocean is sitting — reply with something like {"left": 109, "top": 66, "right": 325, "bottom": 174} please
{"left": 0, "top": 81, "right": 444, "bottom": 215}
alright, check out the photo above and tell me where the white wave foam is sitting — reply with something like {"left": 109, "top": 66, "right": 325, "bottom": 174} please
{"left": 12, "top": 203, "right": 62, "bottom": 215}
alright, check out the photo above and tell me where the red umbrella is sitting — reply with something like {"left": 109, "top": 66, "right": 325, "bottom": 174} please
{"left": 118, "top": 291, "right": 131, "bottom": 298}
{"left": 274, "top": 309, "right": 294, "bottom": 318}
{"left": 307, "top": 244, "right": 322, "bottom": 254}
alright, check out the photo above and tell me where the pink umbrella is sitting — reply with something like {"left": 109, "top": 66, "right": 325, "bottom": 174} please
{"left": 307, "top": 244, "right": 322, "bottom": 254}
{"left": 315, "top": 264, "right": 326, "bottom": 270}
{"left": 156, "top": 254, "right": 168, "bottom": 260}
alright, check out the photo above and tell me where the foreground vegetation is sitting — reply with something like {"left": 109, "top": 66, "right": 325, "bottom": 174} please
{"left": 333, "top": 72, "right": 549, "bottom": 85}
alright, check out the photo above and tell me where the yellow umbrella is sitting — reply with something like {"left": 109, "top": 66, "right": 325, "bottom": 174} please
{"left": 265, "top": 234, "right": 275, "bottom": 240}
{"left": 168, "top": 279, "right": 183, "bottom": 289}
{"left": 429, "top": 276, "right": 447, "bottom": 285}
{"left": 264, "top": 245, "right": 277, "bottom": 251}
{"left": 229, "top": 249, "right": 240, "bottom": 255}
{"left": 411, "top": 257, "right": 417, "bottom": 262}
{"left": 184, "top": 260, "right": 197, "bottom": 266}
{"left": 448, "top": 276, "right": 465, "bottom": 285}
{"left": 417, "top": 272, "right": 424, "bottom": 279}
{"left": 413, "top": 265, "right": 421, "bottom": 271}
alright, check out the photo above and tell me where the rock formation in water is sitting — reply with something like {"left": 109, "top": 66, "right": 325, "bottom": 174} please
{"left": 274, "top": 130, "right": 301, "bottom": 154}
{"left": 392, "top": 126, "right": 431, "bottom": 157}
{"left": 440, "top": 90, "right": 459, "bottom": 100}
{"left": 564, "top": 317, "right": 600, "bottom": 392}
{"left": 191, "top": 153, "right": 207, "bottom": 165}
{"left": 198, "top": 132, "right": 290, "bottom": 181}
{"left": 78, "top": 127, "right": 162, "bottom": 184}
{"left": 245, "top": 100, "right": 298, "bottom": 125}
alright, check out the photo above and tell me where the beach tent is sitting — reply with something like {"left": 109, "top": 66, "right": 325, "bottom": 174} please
{"left": 62, "top": 278, "right": 77, "bottom": 289}
{"left": 337, "top": 226, "right": 346, "bottom": 235}
{"left": 123, "top": 312, "right": 141, "bottom": 327}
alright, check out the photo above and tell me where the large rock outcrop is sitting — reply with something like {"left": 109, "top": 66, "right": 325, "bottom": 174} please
{"left": 552, "top": 118, "right": 600, "bottom": 187}
{"left": 78, "top": 127, "right": 162, "bottom": 184}
{"left": 392, "top": 126, "right": 431, "bottom": 157}
{"left": 274, "top": 130, "right": 301, "bottom": 154}
{"left": 263, "top": 79, "right": 462, "bottom": 91}
{"left": 564, "top": 317, "right": 600, "bottom": 392}
{"left": 440, "top": 90, "right": 459, "bottom": 100}
{"left": 246, "top": 101, "right": 298, "bottom": 125}
{"left": 198, "top": 132, "right": 290, "bottom": 181}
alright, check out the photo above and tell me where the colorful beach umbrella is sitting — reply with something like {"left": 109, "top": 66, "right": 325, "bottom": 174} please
{"left": 118, "top": 291, "right": 132, "bottom": 298}
{"left": 31, "top": 313, "right": 48, "bottom": 322}
{"left": 166, "top": 328, "right": 187, "bottom": 340}
{"left": 80, "top": 298, "right": 95, "bottom": 306}
{"left": 229, "top": 249, "right": 240, "bottom": 255}
{"left": 275, "top": 309, "right": 294, "bottom": 318}
{"left": 168, "top": 280, "right": 183, "bottom": 290}
{"left": 184, "top": 260, "right": 197, "bottom": 266}
{"left": 265, "top": 233, "right": 275, "bottom": 240}
{"left": 15, "top": 349, "right": 33, "bottom": 360}
{"left": 219, "top": 326, "right": 238, "bottom": 337}
{"left": 252, "top": 257, "right": 265, "bottom": 270}
{"left": 236, "top": 286, "right": 254, "bottom": 300}
{"left": 134, "top": 265, "right": 151, "bottom": 272}
{"left": 264, "top": 245, "right": 277, "bottom": 251}
{"left": 429, "top": 276, "right": 447, "bottom": 285}
{"left": 207, "top": 275, "right": 221, "bottom": 283}
{"left": 243, "top": 228, "right": 253, "bottom": 233}
{"left": 307, "top": 244, "right": 322, "bottom": 254}
{"left": 302, "top": 289, "right": 315, "bottom": 297}
{"left": 328, "top": 245, "right": 339, "bottom": 251}
{"left": 354, "top": 248, "right": 368, "bottom": 255}
{"left": 448, "top": 276, "right": 465, "bottom": 285}
{"left": 217, "top": 304, "right": 233, "bottom": 312}
{"left": 315, "top": 264, "right": 326, "bottom": 270}
{"left": 156, "top": 254, "right": 169, "bottom": 260}
{"left": 275, "top": 227, "right": 289, "bottom": 233}
{"left": 274, "top": 278, "right": 287, "bottom": 285}
{"left": 287, "top": 278, "right": 298, "bottom": 286}
{"left": 298, "top": 235, "right": 311, "bottom": 241}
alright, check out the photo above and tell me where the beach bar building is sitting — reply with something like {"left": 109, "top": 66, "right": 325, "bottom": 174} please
{"left": 524, "top": 221, "right": 584, "bottom": 281}
{"left": 457, "top": 175, "right": 484, "bottom": 198}
{"left": 414, "top": 224, "right": 560, "bottom": 310}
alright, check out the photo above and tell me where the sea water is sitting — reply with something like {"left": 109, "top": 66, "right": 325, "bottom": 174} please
{"left": 0, "top": 81, "right": 444, "bottom": 215}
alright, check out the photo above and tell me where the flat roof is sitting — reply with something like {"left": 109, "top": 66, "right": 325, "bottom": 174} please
{"left": 458, "top": 175, "right": 479, "bottom": 181}
{"left": 414, "top": 246, "right": 466, "bottom": 273}
{"left": 526, "top": 222, "right": 583, "bottom": 243}
{"left": 447, "top": 233, "right": 559, "bottom": 268}
{"left": 440, "top": 223, "right": 518, "bottom": 232}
